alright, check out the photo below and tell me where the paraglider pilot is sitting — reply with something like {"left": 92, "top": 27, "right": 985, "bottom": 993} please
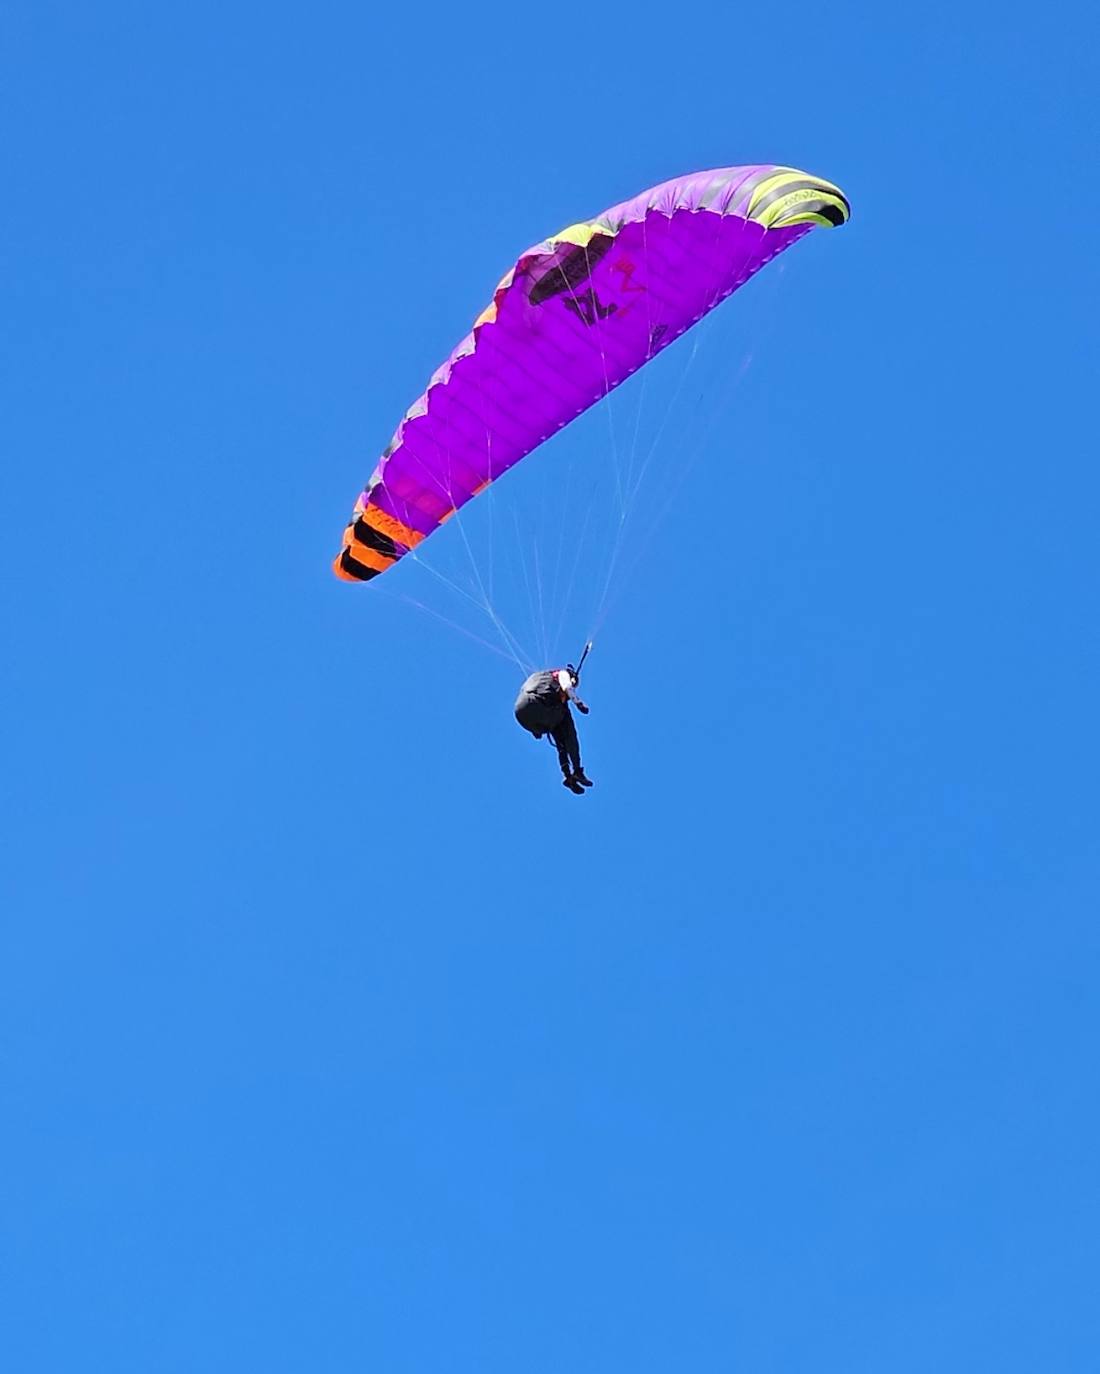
{"left": 514, "top": 666, "right": 593, "bottom": 794}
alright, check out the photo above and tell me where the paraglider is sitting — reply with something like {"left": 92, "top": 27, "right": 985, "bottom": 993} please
{"left": 333, "top": 163, "right": 849, "bottom": 791}
{"left": 514, "top": 659, "right": 592, "bottom": 794}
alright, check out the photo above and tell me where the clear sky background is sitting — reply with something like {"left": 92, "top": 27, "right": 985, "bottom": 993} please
{"left": 4, "top": 2, "right": 1099, "bottom": 1369}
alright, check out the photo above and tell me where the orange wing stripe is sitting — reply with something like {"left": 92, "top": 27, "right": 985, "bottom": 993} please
{"left": 362, "top": 505, "right": 425, "bottom": 548}
{"left": 346, "top": 538, "right": 396, "bottom": 573}
{"left": 333, "top": 552, "right": 363, "bottom": 581}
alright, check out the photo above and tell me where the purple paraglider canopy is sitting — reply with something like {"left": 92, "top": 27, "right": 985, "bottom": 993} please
{"left": 335, "top": 163, "right": 849, "bottom": 582}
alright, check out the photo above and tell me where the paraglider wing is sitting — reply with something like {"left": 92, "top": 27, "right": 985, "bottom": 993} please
{"left": 334, "top": 164, "right": 849, "bottom": 582}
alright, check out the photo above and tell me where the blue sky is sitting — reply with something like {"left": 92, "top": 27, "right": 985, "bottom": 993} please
{"left": 4, "top": 1, "right": 1099, "bottom": 1369}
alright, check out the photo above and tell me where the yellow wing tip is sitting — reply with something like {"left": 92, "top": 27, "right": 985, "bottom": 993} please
{"left": 748, "top": 168, "right": 850, "bottom": 229}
